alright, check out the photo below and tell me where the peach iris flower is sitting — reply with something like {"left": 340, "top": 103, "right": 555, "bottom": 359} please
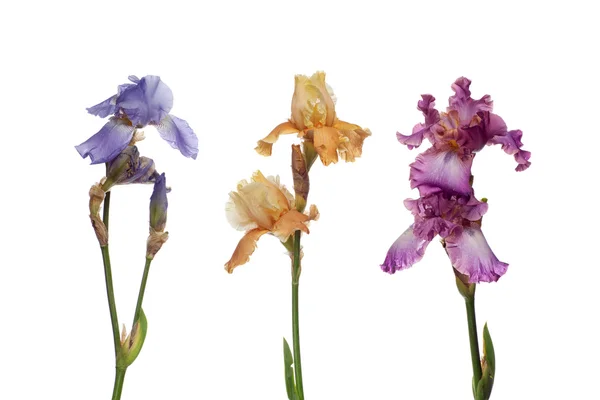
{"left": 225, "top": 171, "right": 319, "bottom": 273}
{"left": 255, "top": 71, "right": 371, "bottom": 166}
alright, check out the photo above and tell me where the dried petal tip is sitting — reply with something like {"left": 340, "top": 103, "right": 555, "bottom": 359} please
{"left": 88, "top": 183, "right": 108, "bottom": 246}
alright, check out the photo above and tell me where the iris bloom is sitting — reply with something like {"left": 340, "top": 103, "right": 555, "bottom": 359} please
{"left": 225, "top": 171, "right": 319, "bottom": 273}
{"left": 383, "top": 78, "right": 530, "bottom": 283}
{"left": 76, "top": 75, "right": 198, "bottom": 164}
{"left": 382, "top": 191, "right": 507, "bottom": 282}
{"left": 256, "top": 71, "right": 371, "bottom": 166}
{"left": 396, "top": 77, "right": 530, "bottom": 196}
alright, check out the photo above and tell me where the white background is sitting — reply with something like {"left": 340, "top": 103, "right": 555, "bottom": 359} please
{"left": 1, "top": 1, "right": 598, "bottom": 399}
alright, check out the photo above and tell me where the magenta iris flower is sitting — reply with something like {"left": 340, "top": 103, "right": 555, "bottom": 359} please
{"left": 382, "top": 78, "right": 530, "bottom": 283}
{"left": 76, "top": 75, "right": 198, "bottom": 164}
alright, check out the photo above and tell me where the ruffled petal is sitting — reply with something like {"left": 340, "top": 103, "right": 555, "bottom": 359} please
{"left": 381, "top": 225, "right": 431, "bottom": 274}
{"left": 334, "top": 120, "right": 371, "bottom": 162}
{"left": 488, "top": 129, "right": 531, "bottom": 171}
{"left": 75, "top": 118, "right": 135, "bottom": 164}
{"left": 224, "top": 228, "right": 269, "bottom": 273}
{"left": 255, "top": 121, "right": 300, "bottom": 156}
{"left": 449, "top": 77, "right": 493, "bottom": 122}
{"left": 272, "top": 206, "right": 319, "bottom": 241}
{"left": 155, "top": 114, "right": 199, "bottom": 159}
{"left": 410, "top": 147, "right": 474, "bottom": 195}
{"left": 117, "top": 75, "right": 173, "bottom": 126}
{"left": 313, "top": 126, "right": 344, "bottom": 166}
{"left": 87, "top": 95, "right": 118, "bottom": 118}
{"left": 397, "top": 95, "right": 440, "bottom": 149}
{"left": 445, "top": 226, "right": 508, "bottom": 283}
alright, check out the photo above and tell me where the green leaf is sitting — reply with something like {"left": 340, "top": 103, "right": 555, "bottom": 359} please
{"left": 482, "top": 323, "right": 495, "bottom": 375}
{"left": 117, "top": 309, "right": 148, "bottom": 368}
{"left": 283, "top": 337, "right": 297, "bottom": 400}
{"left": 474, "top": 323, "right": 496, "bottom": 400}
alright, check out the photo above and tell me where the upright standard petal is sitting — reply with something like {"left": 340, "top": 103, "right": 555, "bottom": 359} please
{"left": 117, "top": 75, "right": 174, "bottom": 126}
{"left": 409, "top": 147, "right": 474, "bottom": 196}
{"left": 448, "top": 77, "right": 493, "bottom": 122}
{"left": 155, "top": 115, "right": 199, "bottom": 159}
{"left": 445, "top": 226, "right": 508, "bottom": 283}
{"left": 75, "top": 118, "right": 135, "bottom": 164}
{"left": 488, "top": 129, "right": 531, "bottom": 171}
{"left": 381, "top": 225, "right": 431, "bottom": 274}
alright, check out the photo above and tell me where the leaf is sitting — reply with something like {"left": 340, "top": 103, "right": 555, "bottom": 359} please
{"left": 482, "top": 323, "right": 495, "bottom": 375}
{"left": 475, "top": 323, "right": 496, "bottom": 400}
{"left": 117, "top": 309, "right": 148, "bottom": 368}
{"left": 283, "top": 337, "right": 297, "bottom": 400}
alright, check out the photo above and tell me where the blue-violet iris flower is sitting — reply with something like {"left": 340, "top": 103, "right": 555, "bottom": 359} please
{"left": 382, "top": 77, "right": 530, "bottom": 283}
{"left": 76, "top": 75, "right": 198, "bottom": 164}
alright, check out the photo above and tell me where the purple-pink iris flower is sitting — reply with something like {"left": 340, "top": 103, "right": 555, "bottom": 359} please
{"left": 76, "top": 75, "right": 198, "bottom": 164}
{"left": 382, "top": 78, "right": 530, "bottom": 283}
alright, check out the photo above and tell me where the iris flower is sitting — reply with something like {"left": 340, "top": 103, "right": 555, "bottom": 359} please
{"left": 382, "top": 78, "right": 530, "bottom": 283}
{"left": 225, "top": 171, "right": 319, "bottom": 273}
{"left": 76, "top": 75, "right": 198, "bottom": 164}
{"left": 396, "top": 77, "right": 530, "bottom": 196}
{"left": 256, "top": 71, "right": 371, "bottom": 166}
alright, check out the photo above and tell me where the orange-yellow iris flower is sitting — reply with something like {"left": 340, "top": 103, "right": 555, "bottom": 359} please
{"left": 225, "top": 171, "right": 319, "bottom": 273}
{"left": 256, "top": 71, "right": 371, "bottom": 166}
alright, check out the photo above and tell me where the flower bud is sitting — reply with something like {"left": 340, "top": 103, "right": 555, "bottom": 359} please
{"left": 147, "top": 173, "right": 169, "bottom": 259}
{"left": 291, "top": 144, "right": 309, "bottom": 213}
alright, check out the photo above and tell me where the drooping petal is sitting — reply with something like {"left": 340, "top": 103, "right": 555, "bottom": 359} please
{"left": 255, "top": 121, "right": 300, "bottom": 156}
{"left": 225, "top": 228, "right": 269, "bottom": 273}
{"left": 410, "top": 147, "right": 474, "bottom": 195}
{"left": 335, "top": 120, "right": 371, "bottom": 162}
{"left": 75, "top": 118, "right": 135, "bottom": 164}
{"left": 87, "top": 95, "right": 118, "bottom": 118}
{"left": 155, "top": 114, "right": 199, "bottom": 159}
{"left": 445, "top": 226, "right": 508, "bottom": 283}
{"left": 313, "top": 126, "right": 344, "bottom": 166}
{"left": 488, "top": 129, "right": 531, "bottom": 171}
{"left": 381, "top": 225, "right": 431, "bottom": 274}
{"left": 117, "top": 75, "right": 173, "bottom": 126}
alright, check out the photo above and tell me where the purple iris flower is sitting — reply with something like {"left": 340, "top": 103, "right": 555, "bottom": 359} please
{"left": 396, "top": 77, "right": 530, "bottom": 196}
{"left": 76, "top": 75, "right": 198, "bottom": 164}
{"left": 382, "top": 78, "right": 530, "bottom": 283}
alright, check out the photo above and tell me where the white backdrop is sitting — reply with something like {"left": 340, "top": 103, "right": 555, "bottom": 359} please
{"left": 1, "top": 1, "right": 598, "bottom": 399}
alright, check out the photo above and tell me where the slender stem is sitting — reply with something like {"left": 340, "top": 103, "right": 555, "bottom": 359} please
{"left": 100, "top": 190, "right": 121, "bottom": 356}
{"left": 292, "top": 230, "right": 304, "bottom": 400}
{"left": 132, "top": 258, "right": 152, "bottom": 326}
{"left": 111, "top": 368, "right": 127, "bottom": 400}
{"left": 465, "top": 289, "right": 482, "bottom": 389}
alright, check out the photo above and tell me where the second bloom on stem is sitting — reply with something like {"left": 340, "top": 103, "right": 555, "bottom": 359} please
{"left": 224, "top": 171, "right": 319, "bottom": 273}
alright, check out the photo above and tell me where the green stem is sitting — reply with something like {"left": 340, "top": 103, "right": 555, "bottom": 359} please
{"left": 111, "top": 367, "right": 127, "bottom": 400}
{"left": 132, "top": 258, "right": 152, "bottom": 326}
{"left": 100, "top": 191, "right": 121, "bottom": 356}
{"left": 292, "top": 230, "right": 304, "bottom": 400}
{"left": 465, "top": 289, "right": 483, "bottom": 391}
